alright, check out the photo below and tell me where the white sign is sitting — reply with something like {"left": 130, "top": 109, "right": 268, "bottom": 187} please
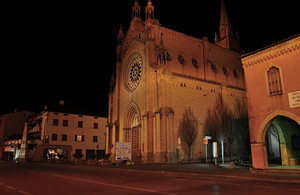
{"left": 213, "top": 142, "right": 218, "bottom": 158}
{"left": 288, "top": 90, "right": 300, "bottom": 108}
{"left": 115, "top": 142, "right": 131, "bottom": 160}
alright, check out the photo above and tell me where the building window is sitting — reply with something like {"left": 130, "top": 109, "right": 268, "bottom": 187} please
{"left": 78, "top": 121, "right": 83, "bottom": 128}
{"left": 192, "top": 59, "right": 199, "bottom": 68}
{"left": 178, "top": 55, "right": 186, "bottom": 65}
{"left": 222, "top": 66, "right": 228, "bottom": 76}
{"left": 211, "top": 63, "right": 217, "bottom": 73}
{"left": 63, "top": 120, "right": 68, "bottom": 127}
{"left": 62, "top": 134, "right": 67, "bottom": 141}
{"left": 267, "top": 67, "right": 282, "bottom": 95}
{"left": 93, "top": 136, "right": 98, "bottom": 142}
{"left": 233, "top": 70, "right": 239, "bottom": 79}
{"left": 52, "top": 134, "right": 58, "bottom": 141}
{"left": 93, "top": 123, "right": 98, "bottom": 129}
{"left": 53, "top": 119, "right": 59, "bottom": 126}
{"left": 75, "top": 135, "right": 85, "bottom": 142}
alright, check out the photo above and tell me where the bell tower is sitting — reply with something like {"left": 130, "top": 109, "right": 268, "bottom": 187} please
{"left": 215, "top": 0, "right": 240, "bottom": 52}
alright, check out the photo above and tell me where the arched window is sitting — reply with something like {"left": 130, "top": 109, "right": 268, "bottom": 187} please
{"left": 267, "top": 67, "right": 282, "bottom": 95}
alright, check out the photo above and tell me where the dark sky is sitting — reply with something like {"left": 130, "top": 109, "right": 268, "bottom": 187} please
{"left": 1, "top": 0, "right": 299, "bottom": 116}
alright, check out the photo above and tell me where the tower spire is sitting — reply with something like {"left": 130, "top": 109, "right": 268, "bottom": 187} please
{"left": 132, "top": 0, "right": 141, "bottom": 19}
{"left": 215, "top": 0, "right": 240, "bottom": 52}
{"left": 219, "top": 0, "right": 233, "bottom": 38}
{"left": 145, "top": 0, "right": 154, "bottom": 20}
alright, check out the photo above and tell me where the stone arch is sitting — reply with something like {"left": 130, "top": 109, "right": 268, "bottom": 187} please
{"left": 257, "top": 110, "right": 300, "bottom": 143}
{"left": 124, "top": 102, "right": 141, "bottom": 129}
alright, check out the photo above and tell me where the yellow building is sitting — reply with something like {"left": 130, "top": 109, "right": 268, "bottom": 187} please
{"left": 25, "top": 111, "right": 107, "bottom": 162}
{"left": 107, "top": 0, "right": 246, "bottom": 163}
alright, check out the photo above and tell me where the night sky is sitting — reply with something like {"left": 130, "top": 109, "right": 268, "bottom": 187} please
{"left": 2, "top": 0, "right": 299, "bottom": 116}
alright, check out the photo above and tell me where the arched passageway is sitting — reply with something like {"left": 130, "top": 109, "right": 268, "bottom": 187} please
{"left": 264, "top": 116, "right": 300, "bottom": 167}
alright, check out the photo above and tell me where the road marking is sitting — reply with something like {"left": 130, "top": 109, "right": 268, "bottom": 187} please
{"left": 254, "top": 185, "right": 276, "bottom": 189}
{"left": 6, "top": 185, "right": 16, "bottom": 190}
{"left": 51, "top": 173, "right": 176, "bottom": 195}
{"left": 18, "top": 190, "right": 34, "bottom": 195}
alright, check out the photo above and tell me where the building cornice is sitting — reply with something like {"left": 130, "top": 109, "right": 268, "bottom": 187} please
{"left": 241, "top": 34, "right": 300, "bottom": 68}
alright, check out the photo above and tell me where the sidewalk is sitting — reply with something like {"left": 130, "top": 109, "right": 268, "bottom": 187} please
{"left": 105, "top": 162, "right": 300, "bottom": 183}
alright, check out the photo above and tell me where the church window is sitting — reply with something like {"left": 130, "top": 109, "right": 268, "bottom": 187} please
{"left": 222, "top": 66, "right": 228, "bottom": 76}
{"left": 267, "top": 66, "right": 282, "bottom": 95}
{"left": 211, "top": 63, "right": 217, "bottom": 73}
{"left": 192, "top": 59, "right": 199, "bottom": 68}
{"left": 124, "top": 53, "right": 143, "bottom": 92}
{"left": 178, "top": 55, "right": 186, "bottom": 65}
{"left": 233, "top": 70, "right": 239, "bottom": 79}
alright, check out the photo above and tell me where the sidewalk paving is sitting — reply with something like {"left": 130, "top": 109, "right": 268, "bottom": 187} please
{"left": 105, "top": 162, "right": 300, "bottom": 183}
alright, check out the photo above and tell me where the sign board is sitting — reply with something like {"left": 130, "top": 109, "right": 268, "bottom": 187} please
{"left": 205, "top": 136, "right": 212, "bottom": 139}
{"left": 288, "top": 90, "right": 300, "bottom": 108}
{"left": 213, "top": 142, "right": 218, "bottom": 158}
{"left": 115, "top": 142, "right": 131, "bottom": 161}
{"left": 203, "top": 138, "right": 208, "bottom": 145}
{"left": 178, "top": 138, "right": 181, "bottom": 149}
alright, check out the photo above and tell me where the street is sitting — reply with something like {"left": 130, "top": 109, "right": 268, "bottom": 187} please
{"left": 0, "top": 161, "right": 300, "bottom": 195}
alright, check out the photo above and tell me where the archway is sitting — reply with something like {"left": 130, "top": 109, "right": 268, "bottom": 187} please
{"left": 265, "top": 124, "right": 282, "bottom": 166}
{"left": 262, "top": 115, "right": 300, "bottom": 167}
{"left": 123, "top": 103, "right": 141, "bottom": 162}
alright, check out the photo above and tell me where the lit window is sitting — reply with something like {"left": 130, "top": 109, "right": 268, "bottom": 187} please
{"left": 75, "top": 135, "right": 85, "bottom": 142}
{"left": 267, "top": 67, "right": 282, "bottom": 95}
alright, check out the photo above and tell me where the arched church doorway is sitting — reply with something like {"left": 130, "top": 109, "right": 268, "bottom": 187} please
{"left": 264, "top": 115, "right": 300, "bottom": 167}
{"left": 124, "top": 103, "right": 141, "bottom": 162}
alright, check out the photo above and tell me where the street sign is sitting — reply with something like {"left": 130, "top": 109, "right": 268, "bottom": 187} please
{"left": 178, "top": 138, "right": 181, "bottom": 149}
{"left": 203, "top": 138, "right": 208, "bottom": 145}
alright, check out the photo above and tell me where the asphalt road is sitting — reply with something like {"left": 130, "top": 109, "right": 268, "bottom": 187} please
{"left": 0, "top": 161, "right": 300, "bottom": 195}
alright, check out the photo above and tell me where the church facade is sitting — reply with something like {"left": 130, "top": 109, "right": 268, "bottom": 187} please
{"left": 107, "top": 0, "right": 246, "bottom": 163}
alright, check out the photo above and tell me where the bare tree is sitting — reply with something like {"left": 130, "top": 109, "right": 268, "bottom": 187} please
{"left": 203, "top": 93, "right": 234, "bottom": 163}
{"left": 233, "top": 98, "right": 250, "bottom": 159}
{"left": 178, "top": 108, "right": 199, "bottom": 163}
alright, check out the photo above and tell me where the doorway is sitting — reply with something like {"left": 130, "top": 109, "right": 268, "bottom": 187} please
{"left": 265, "top": 116, "right": 300, "bottom": 167}
{"left": 265, "top": 124, "right": 281, "bottom": 166}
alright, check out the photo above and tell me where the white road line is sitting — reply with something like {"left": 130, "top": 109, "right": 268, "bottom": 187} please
{"left": 6, "top": 185, "right": 16, "bottom": 190}
{"left": 18, "top": 190, "right": 34, "bottom": 195}
{"left": 51, "top": 173, "right": 176, "bottom": 195}
{"left": 254, "top": 185, "right": 276, "bottom": 189}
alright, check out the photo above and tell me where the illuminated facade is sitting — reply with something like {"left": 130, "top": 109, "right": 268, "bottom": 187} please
{"left": 25, "top": 111, "right": 107, "bottom": 162}
{"left": 107, "top": 0, "right": 246, "bottom": 163}
{"left": 241, "top": 35, "right": 300, "bottom": 169}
